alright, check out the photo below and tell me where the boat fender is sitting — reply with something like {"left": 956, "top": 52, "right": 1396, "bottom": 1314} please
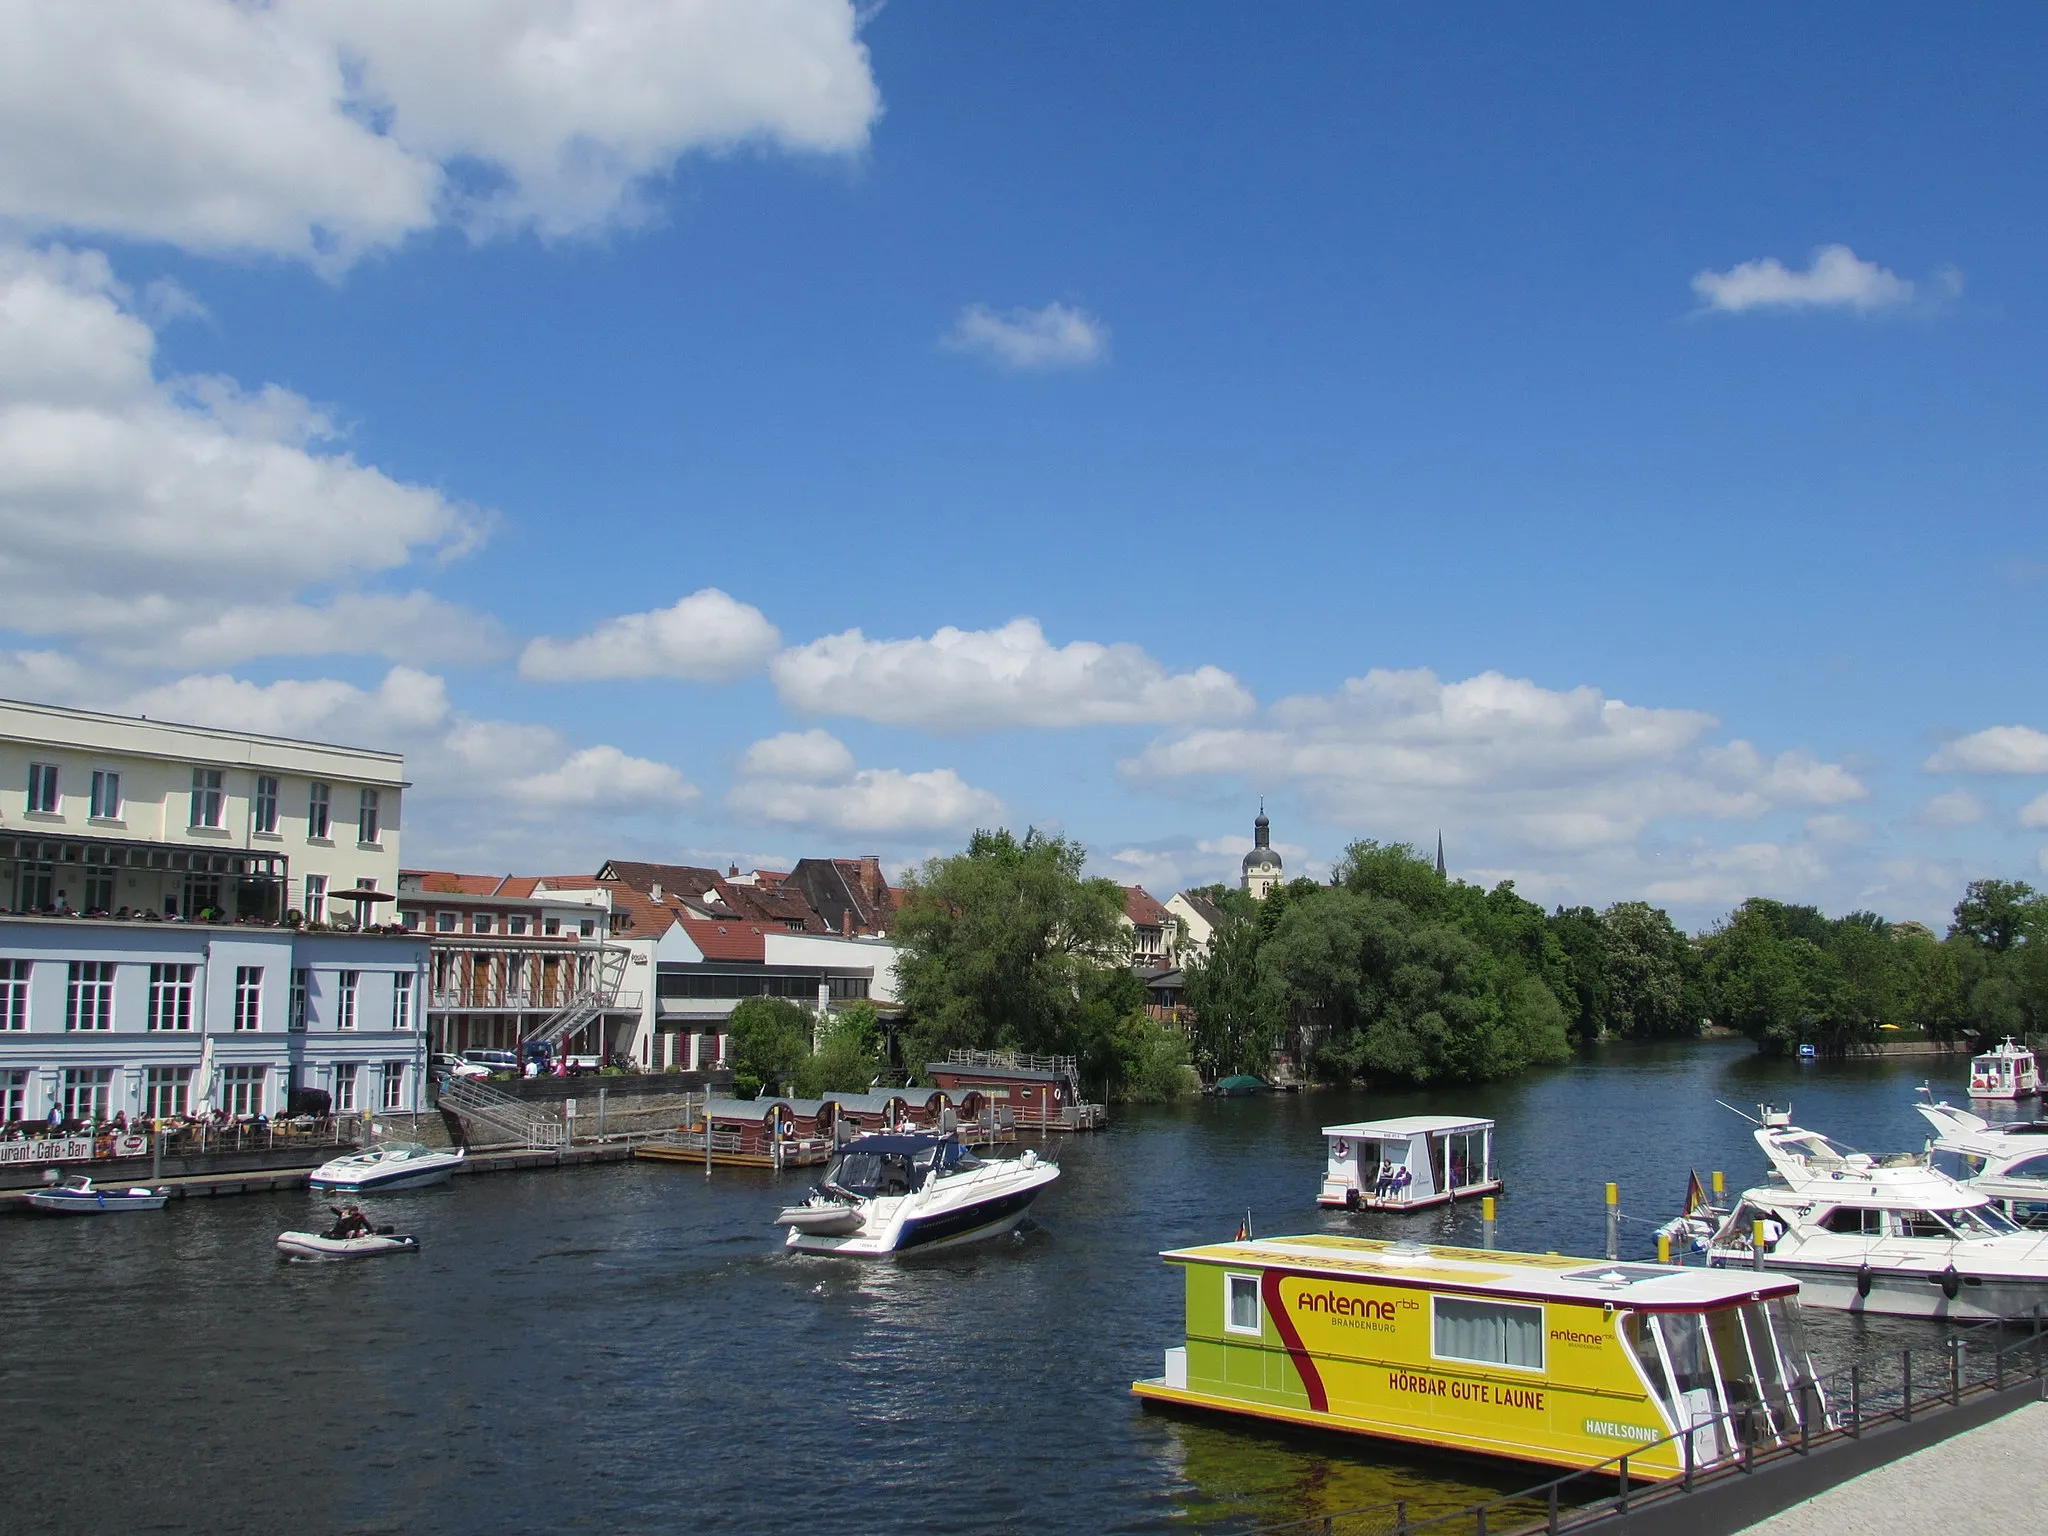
{"left": 1940, "top": 1265, "right": 1961, "bottom": 1301}
{"left": 1855, "top": 1264, "right": 1873, "bottom": 1299}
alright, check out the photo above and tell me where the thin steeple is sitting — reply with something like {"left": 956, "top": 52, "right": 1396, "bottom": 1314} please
{"left": 1435, "top": 831, "right": 1446, "bottom": 878}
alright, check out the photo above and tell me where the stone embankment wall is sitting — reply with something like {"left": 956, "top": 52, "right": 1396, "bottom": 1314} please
{"left": 431, "top": 1072, "right": 729, "bottom": 1148}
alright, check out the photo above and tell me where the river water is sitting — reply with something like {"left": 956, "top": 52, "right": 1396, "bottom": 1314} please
{"left": 0, "top": 1042, "right": 2002, "bottom": 1535}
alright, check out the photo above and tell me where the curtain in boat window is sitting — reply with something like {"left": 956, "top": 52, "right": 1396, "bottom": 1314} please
{"left": 1434, "top": 1297, "right": 1543, "bottom": 1369}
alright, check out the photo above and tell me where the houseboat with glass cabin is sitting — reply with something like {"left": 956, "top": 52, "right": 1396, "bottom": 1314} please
{"left": 1132, "top": 1233, "right": 1818, "bottom": 1478}
{"left": 1319, "top": 1116, "right": 1501, "bottom": 1211}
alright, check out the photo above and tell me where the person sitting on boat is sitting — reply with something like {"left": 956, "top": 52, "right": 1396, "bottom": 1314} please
{"left": 327, "top": 1204, "right": 373, "bottom": 1240}
{"left": 1390, "top": 1166, "right": 1413, "bottom": 1199}
{"left": 1373, "top": 1162, "right": 1395, "bottom": 1199}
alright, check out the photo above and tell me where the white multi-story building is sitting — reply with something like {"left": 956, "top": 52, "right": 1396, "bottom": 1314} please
{"left": 0, "top": 699, "right": 426, "bottom": 1124}
{"left": 0, "top": 697, "right": 405, "bottom": 923}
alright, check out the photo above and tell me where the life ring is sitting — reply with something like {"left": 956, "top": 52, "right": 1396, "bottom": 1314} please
{"left": 1855, "top": 1264, "right": 1873, "bottom": 1299}
{"left": 1053, "top": 1087, "right": 1063, "bottom": 1103}
{"left": 1940, "top": 1265, "right": 1961, "bottom": 1301}
{"left": 1335, "top": 1139, "right": 1350, "bottom": 1159}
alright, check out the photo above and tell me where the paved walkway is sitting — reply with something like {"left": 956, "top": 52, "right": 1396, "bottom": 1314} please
{"left": 1737, "top": 1399, "right": 2047, "bottom": 1535}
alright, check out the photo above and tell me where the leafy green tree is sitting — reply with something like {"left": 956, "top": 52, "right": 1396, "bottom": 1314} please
{"left": 1182, "top": 906, "right": 1283, "bottom": 1075}
{"left": 1600, "top": 901, "right": 1693, "bottom": 1038}
{"left": 1950, "top": 880, "right": 2046, "bottom": 954}
{"left": 1547, "top": 905, "right": 1613, "bottom": 1043}
{"left": 1113, "top": 1012, "right": 1199, "bottom": 1102}
{"left": 796, "top": 1001, "right": 883, "bottom": 1097}
{"left": 727, "top": 997, "right": 811, "bottom": 1094}
{"left": 1701, "top": 901, "right": 1855, "bottom": 1054}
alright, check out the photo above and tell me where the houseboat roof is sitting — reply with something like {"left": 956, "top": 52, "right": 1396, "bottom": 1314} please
{"left": 926, "top": 1060, "right": 1067, "bottom": 1083}
{"left": 1323, "top": 1116, "right": 1493, "bottom": 1138}
{"left": 1162, "top": 1233, "right": 1797, "bottom": 1310}
{"left": 701, "top": 1098, "right": 787, "bottom": 1122}
{"left": 822, "top": 1090, "right": 912, "bottom": 1113}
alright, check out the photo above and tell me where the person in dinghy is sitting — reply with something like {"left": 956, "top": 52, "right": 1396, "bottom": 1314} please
{"left": 326, "top": 1203, "right": 374, "bottom": 1240}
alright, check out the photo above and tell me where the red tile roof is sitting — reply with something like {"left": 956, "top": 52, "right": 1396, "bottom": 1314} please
{"left": 677, "top": 918, "right": 766, "bottom": 962}
{"left": 538, "top": 875, "right": 679, "bottom": 939}
{"left": 1123, "top": 885, "right": 1170, "bottom": 927}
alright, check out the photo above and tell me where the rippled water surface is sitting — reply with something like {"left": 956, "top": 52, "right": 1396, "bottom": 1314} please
{"left": 0, "top": 1042, "right": 1999, "bottom": 1535}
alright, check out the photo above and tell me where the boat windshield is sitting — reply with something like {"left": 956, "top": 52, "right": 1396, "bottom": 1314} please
{"left": 1929, "top": 1149, "right": 1986, "bottom": 1181}
{"left": 1772, "top": 1131, "right": 1861, "bottom": 1166}
{"left": 1943, "top": 1203, "right": 2020, "bottom": 1238}
{"left": 1623, "top": 1298, "right": 1813, "bottom": 1466}
{"left": 823, "top": 1150, "right": 924, "bottom": 1197}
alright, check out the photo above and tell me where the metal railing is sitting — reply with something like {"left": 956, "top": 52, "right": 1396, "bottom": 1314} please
{"left": 435, "top": 1076, "right": 567, "bottom": 1149}
{"left": 1223, "top": 1325, "right": 2048, "bottom": 1536}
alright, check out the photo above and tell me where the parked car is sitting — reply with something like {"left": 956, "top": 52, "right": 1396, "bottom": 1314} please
{"left": 432, "top": 1052, "right": 490, "bottom": 1082}
{"left": 461, "top": 1049, "right": 521, "bottom": 1077}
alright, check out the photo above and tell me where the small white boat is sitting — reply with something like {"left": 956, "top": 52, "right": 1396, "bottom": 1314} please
{"left": 1916, "top": 1091, "right": 2048, "bottom": 1228}
{"left": 276, "top": 1228, "right": 420, "bottom": 1260}
{"left": 307, "top": 1141, "right": 464, "bottom": 1192}
{"left": 1317, "top": 1115, "right": 1501, "bottom": 1211}
{"left": 26, "top": 1173, "right": 168, "bottom": 1214}
{"left": 776, "top": 1132, "right": 1059, "bottom": 1257}
{"left": 1968, "top": 1037, "right": 2041, "bottom": 1100}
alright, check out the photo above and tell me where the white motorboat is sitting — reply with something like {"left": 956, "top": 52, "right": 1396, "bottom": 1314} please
{"left": 774, "top": 1132, "right": 1059, "bottom": 1257}
{"left": 1968, "top": 1037, "right": 2041, "bottom": 1100}
{"left": 1915, "top": 1091, "right": 2048, "bottom": 1228}
{"left": 25, "top": 1173, "right": 167, "bottom": 1213}
{"left": 307, "top": 1141, "right": 464, "bottom": 1193}
{"left": 276, "top": 1228, "right": 420, "bottom": 1260}
{"left": 1706, "top": 1110, "right": 2048, "bottom": 1320}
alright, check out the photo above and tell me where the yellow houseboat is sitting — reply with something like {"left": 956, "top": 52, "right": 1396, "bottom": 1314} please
{"left": 1132, "top": 1234, "right": 1818, "bottom": 1479}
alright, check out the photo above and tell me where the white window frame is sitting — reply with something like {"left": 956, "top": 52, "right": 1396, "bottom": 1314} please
{"left": 289, "top": 968, "right": 308, "bottom": 1032}
{"left": 219, "top": 1064, "right": 266, "bottom": 1117}
{"left": 253, "top": 775, "right": 279, "bottom": 834}
{"left": 307, "top": 781, "right": 331, "bottom": 840}
{"left": 26, "top": 761, "right": 58, "bottom": 814}
{"left": 337, "top": 970, "right": 359, "bottom": 1031}
{"left": 233, "top": 966, "right": 263, "bottom": 1031}
{"left": 89, "top": 769, "right": 121, "bottom": 820}
{"left": 147, "top": 964, "right": 196, "bottom": 1031}
{"left": 61, "top": 1067, "right": 112, "bottom": 1121}
{"left": 1, "top": 1068, "right": 25, "bottom": 1122}
{"left": 474, "top": 913, "right": 494, "bottom": 935}
{"left": 358, "top": 787, "right": 380, "bottom": 845}
{"left": 144, "top": 1066, "right": 192, "bottom": 1120}
{"left": 508, "top": 915, "right": 528, "bottom": 936}
{"left": 333, "top": 1061, "right": 358, "bottom": 1113}
{"left": 1431, "top": 1295, "right": 1546, "bottom": 1374}
{"left": 1224, "top": 1271, "right": 1263, "bottom": 1336}
{"left": 189, "top": 767, "right": 224, "bottom": 829}
{"left": 0, "top": 959, "right": 27, "bottom": 1030}
{"left": 66, "top": 961, "right": 114, "bottom": 1031}
{"left": 393, "top": 973, "right": 413, "bottom": 1032}
{"left": 304, "top": 874, "right": 327, "bottom": 924}
{"left": 381, "top": 1061, "right": 406, "bottom": 1112}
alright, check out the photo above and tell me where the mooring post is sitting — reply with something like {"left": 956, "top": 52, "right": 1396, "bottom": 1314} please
{"left": 1752, "top": 1218, "right": 1767, "bottom": 1272}
{"left": 1606, "top": 1182, "right": 1620, "bottom": 1260}
{"left": 1658, "top": 1230, "right": 1672, "bottom": 1265}
{"left": 150, "top": 1119, "right": 162, "bottom": 1181}
{"left": 1482, "top": 1196, "right": 1496, "bottom": 1250}
{"left": 1712, "top": 1169, "right": 1724, "bottom": 1201}
{"left": 597, "top": 1086, "right": 607, "bottom": 1140}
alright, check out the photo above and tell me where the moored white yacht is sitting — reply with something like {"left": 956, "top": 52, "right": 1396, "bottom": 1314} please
{"left": 308, "top": 1141, "right": 465, "bottom": 1193}
{"left": 1706, "top": 1111, "right": 2048, "bottom": 1321}
{"left": 1968, "top": 1037, "right": 2041, "bottom": 1100}
{"left": 1916, "top": 1091, "right": 2048, "bottom": 1228}
{"left": 774, "top": 1131, "right": 1059, "bottom": 1256}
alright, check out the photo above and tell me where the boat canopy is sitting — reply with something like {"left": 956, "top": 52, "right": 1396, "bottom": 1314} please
{"left": 1325, "top": 1116, "right": 1492, "bottom": 1139}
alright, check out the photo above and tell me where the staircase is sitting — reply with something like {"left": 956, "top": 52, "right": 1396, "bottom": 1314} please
{"left": 437, "top": 1076, "right": 567, "bottom": 1149}
{"left": 522, "top": 946, "right": 633, "bottom": 1052}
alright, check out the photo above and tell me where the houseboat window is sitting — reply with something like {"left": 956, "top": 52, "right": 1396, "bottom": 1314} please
{"left": 1225, "top": 1273, "right": 1261, "bottom": 1335}
{"left": 1821, "top": 1207, "right": 1883, "bottom": 1236}
{"left": 1433, "top": 1297, "right": 1542, "bottom": 1370}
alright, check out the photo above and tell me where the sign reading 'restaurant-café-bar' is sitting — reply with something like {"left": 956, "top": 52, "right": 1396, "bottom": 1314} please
{"left": 0, "top": 1137, "right": 96, "bottom": 1166}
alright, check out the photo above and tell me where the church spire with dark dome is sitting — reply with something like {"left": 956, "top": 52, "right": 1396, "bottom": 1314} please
{"left": 1241, "top": 799, "right": 1282, "bottom": 899}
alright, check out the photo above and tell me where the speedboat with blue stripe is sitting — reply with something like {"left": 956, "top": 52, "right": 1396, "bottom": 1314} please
{"left": 775, "top": 1132, "right": 1058, "bottom": 1256}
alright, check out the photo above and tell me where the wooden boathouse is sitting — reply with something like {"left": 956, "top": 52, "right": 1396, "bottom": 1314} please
{"left": 634, "top": 1096, "right": 837, "bottom": 1169}
{"left": 924, "top": 1051, "right": 1107, "bottom": 1131}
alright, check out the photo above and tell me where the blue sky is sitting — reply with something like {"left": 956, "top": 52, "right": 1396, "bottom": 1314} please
{"left": 2, "top": 3, "right": 2045, "bottom": 926}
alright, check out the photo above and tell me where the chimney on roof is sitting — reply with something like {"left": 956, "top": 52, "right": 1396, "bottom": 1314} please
{"left": 841, "top": 908, "right": 851, "bottom": 939}
{"left": 859, "top": 855, "right": 882, "bottom": 901}
{"left": 729, "top": 863, "right": 739, "bottom": 877}
{"left": 651, "top": 882, "right": 662, "bottom": 903}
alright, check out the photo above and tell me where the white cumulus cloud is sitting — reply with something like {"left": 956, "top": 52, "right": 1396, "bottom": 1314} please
{"left": 1124, "top": 667, "right": 1865, "bottom": 856}
{"left": 520, "top": 588, "right": 780, "bottom": 683}
{"left": 2019, "top": 791, "right": 2048, "bottom": 830}
{"left": 727, "top": 728, "right": 1001, "bottom": 834}
{"left": 1691, "top": 245, "right": 1918, "bottom": 314}
{"left": 772, "top": 617, "right": 1254, "bottom": 731}
{"left": 0, "top": 0, "right": 881, "bottom": 268}
{"left": 1919, "top": 789, "right": 1987, "bottom": 827}
{"left": 0, "top": 244, "right": 493, "bottom": 664}
{"left": 943, "top": 302, "right": 1108, "bottom": 371}
{"left": 1925, "top": 725, "right": 2048, "bottom": 775}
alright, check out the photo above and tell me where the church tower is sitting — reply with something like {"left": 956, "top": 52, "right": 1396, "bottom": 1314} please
{"left": 1241, "top": 802, "right": 1283, "bottom": 899}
